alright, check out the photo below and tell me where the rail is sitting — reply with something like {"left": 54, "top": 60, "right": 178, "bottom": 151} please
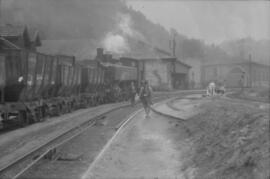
{"left": 0, "top": 90, "right": 204, "bottom": 179}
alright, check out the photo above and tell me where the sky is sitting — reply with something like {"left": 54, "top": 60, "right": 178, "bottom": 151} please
{"left": 127, "top": 0, "right": 270, "bottom": 44}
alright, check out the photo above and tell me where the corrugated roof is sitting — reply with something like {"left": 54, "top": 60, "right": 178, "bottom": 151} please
{"left": 176, "top": 60, "right": 192, "bottom": 68}
{"left": 38, "top": 39, "right": 99, "bottom": 60}
{"left": 203, "top": 60, "right": 270, "bottom": 67}
{"left": 113, "top": 40, "right": 174, "bottom": 60}
{"left": 0, "top": 24, "right": 41, "bottom": 46}
{"left": 0, "top": 37, "right": 21, "bottom": 49}
{"left": 38, "top": 39, "right": 174, "bottom": 61}
{"left": 0, "top": 24, "right": 26, "bottom": 37}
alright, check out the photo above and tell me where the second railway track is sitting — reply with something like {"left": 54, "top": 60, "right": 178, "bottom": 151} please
{"left": 0, "top": 90, "right": 204, "bottom": 179}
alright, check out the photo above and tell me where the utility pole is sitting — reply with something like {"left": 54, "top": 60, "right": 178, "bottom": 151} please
{"left": 169, "top": 29, "right": 176, "bottom": 57}
{"left": 172, "top": 33, "right": 176, "bottom": 57}
{"left": 249, "top": 54, "right": 252, "bottom": 88}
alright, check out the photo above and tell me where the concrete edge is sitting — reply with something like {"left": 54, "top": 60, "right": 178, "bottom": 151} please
{"left": 150, "top": 98, "right": 186, "bottom": 121}
{"left": 150, "top": 106, "right": 185, "bottom": 121}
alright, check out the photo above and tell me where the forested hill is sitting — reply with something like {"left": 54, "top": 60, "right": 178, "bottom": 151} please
{"left": 1, "top": 0, "right": 269, "bottom": 64}
{"left": 220, "top": 38, "right": 270, "bottom": 65}
{"left": 1, "top": 0, "right": 171, "bottom": 57}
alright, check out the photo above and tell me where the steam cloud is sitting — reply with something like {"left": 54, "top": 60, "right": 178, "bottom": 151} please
{"left": 103, "top": 33, "right": 129, "bottom": 54}
{"left": 102, "top": 13, "right": 145, "bottom": 54}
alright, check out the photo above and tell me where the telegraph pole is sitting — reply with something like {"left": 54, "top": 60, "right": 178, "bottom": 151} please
{"left": 249, "top": 54, "right": 252, "bottom": 88}
{"left": 172, "top": 33, "right": 176, "bottom": 57}
{"left": 169, "top": 30, "right": 176, "bottom": 57}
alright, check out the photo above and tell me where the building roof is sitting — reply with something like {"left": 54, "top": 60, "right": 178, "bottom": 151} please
{"left": 119, "top": 40, "right": 174, "bottom": 60}
{"left": 0, "top": 24, "right": 27, "bottom": 37}
{"left": 175, "top": 60, "right": 192, "bottom": 68}
{"left": 38, "top": 39, "right": 175, "bottom": 61}
{"left": 0, "top": 23, "right": 42, "bottom": 47}
{"left": 38, "top": 39, "right": 99, "bottom": 60}
{"left": 203, "top": 60, "right": 270, "bottom": 67}
{"left": 0, "top": 37, "right": 21, "bottom": 50}
{"left": 240, "top": 60, "right": 270, "bottom": 67}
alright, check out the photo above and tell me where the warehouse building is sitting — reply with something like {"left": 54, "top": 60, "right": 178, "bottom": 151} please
{"left": 201, "top": 60, "right": 270, "bottom": 88}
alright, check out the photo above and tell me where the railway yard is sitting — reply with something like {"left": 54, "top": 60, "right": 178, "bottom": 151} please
{"left": 0, "top": 1, "right": 269, "bottom": 178}
{"left": 0, "top": 90, "right": 268, "bottom": 179}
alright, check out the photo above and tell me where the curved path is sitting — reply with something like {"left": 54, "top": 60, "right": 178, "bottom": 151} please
{"left": 82, "top": 96, "right": 205, "bottom": 179}
{"left": 153, "top": 94, "right": 204, "bottom": 120}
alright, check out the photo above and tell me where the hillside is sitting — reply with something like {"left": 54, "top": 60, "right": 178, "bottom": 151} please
{"left": 220, "top": 38, "right": 270, "bottom": 65}
{"left": 1, "top": 0, "right": 171, "bottom": 58}
{"left": 1, "top": 0, "right": 269, "bottom": 64}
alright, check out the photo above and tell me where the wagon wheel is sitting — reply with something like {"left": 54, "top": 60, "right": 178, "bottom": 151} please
{"left": 43, "top": 105, "right": 50, "bottom": 118}
{"left": 69, "top": 102, "right": 74, "bottom": 112}
{"left": 33, "top": 107, "right": 41, "bottom": 123}
{"left": 40, "top": 105, "right": 48, "bottom": 122}
{"left": 56, "top": 104, "right": 63, "bottom": 116}
{"left": 1, "top": 113, "right": 9, "bottom": 129}
{"left": 19, "top": 110, "right": 30, "bottom": 127}
{"left": 66, "top": 102, "right": 71, "bottom": 113}
{"left": 70, "top": 101, "right": 75, "bottom": 111}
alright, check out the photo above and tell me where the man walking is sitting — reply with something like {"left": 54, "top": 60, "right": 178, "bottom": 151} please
{"left": 139, "top": 81, "right": 152, "bottom": 118}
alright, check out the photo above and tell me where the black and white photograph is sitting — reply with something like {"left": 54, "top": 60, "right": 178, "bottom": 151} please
{"left": 0, "top": 0, "right": 269, "bottom": 178}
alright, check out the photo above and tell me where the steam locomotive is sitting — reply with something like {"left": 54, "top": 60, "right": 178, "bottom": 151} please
{"left": 0, "top": 48, "right": 138, "bottom": 129}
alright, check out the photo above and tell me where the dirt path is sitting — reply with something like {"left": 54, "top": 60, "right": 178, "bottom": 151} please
{"left": 83, "top": 110, "right": 194, "bottom": 179}
{"left": 154, "top": 94, "right": 205, "bottom": 119}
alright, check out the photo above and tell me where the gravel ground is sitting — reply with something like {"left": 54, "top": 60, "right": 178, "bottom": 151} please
{"left": 0, "top": 90, "right": 201, "bottom": 170}
{"left": 86, "top": 111, "right": 191, "bottom": 179}
{"left": 82, "top": 96, "right": 204, "bottom": 179}
{"left": 18, "top": 104, "right": 143, "bottom": 179}
{"left": 0, "top": 102, "right": 126, "bottom": 171}
{"left": 18, "top": 95, "right": 197, "bottom": 179}
{"left": 0, "top": 91, "right": 202, "bottom": 179}
{"left": 83, "top": 95, "right": 269, "bottom": 179}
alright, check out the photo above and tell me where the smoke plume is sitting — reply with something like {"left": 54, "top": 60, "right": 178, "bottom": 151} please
{"left": 102, "top": 13, "right": 145, "bottom": 54}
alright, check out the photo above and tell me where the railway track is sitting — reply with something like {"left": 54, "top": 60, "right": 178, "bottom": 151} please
{"left": 0, "top": 108, "right": 120, "bottom": 179}
{"left": 0, "top": 90, "right": 204, "bottom": 179}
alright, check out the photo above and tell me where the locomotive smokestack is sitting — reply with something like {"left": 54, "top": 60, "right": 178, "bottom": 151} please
{"left": 96, "top": 48, "right": 104, "bottom": 60}
{"left": 106, "top": 54, "right": 113, "bottom": 62}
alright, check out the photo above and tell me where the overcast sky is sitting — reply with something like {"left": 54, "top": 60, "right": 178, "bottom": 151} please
{"left": 127, "top": 0, "right": 270, "bottom": 44}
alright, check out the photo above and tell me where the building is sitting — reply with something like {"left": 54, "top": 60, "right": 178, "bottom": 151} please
{"left": 0, "top": 24, "right": 41, "bottom": 51}
{"left": 201, "top": 60, "right": 270, "bottom": 88}
{"left": 183, "top": 57, "right": 202, "bottom": 89}
{"left": 173, "top": 60, "right": 191, "bottom": 89}
{"left": 119, "top": 41, "right": 191, "bottom": 90}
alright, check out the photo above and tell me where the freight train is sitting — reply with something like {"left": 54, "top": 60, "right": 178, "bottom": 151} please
{"left": 0, "top": 48, "right": 138, "bottom": 129}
